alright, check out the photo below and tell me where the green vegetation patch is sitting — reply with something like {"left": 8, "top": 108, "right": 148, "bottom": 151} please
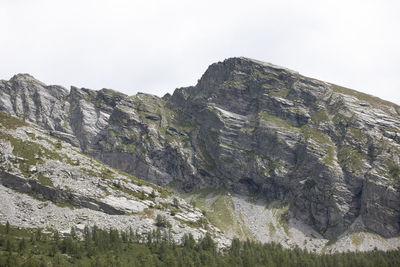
{"left": 175, "top": 217, "right": 208, "bottom": 229}
{"left": 113, "top": 168, "right": 168, "bottom": 197}
{"left": 117, "top": 143, "right": 136, "bottom": 152}
{"left": 302, "top": 127, "right": 336, "bottom": 166}
{"left": 259, "top": 111, "right": 298, "bottom": 131}
{"left": 268, "top": 223, "right": 276, "bottom": 238}
{"left": 251, "top": 70, "right": 285, "bottom": 89}
{"left": 331, "top": 84, "right": 400, "bottom": 114}
{"left": 37, "top": 173, "right": 53, "bottom": 187}
{"left": 273, "top": 202, "right": 290, "bottom": 236}
{"left": 79, "top": 159, "right": 168, "bottom": 198}
{"left": 54, "top": 202, "right": 76, "bottom": 209}
{"left": 238, "top": 213, "right": 254, "bottom": 239}
{"left": 184, "top": 187, "right": 225, "bottom": 211}
{"left": 0, "top": 111, "right": 29, "bottom": 129}
{"left": 185, "top": 188, "right": 252, "bottom": 240}
{"left": 332, "top": 112, "right": 355, "bottom": 126}
{"left": 347, "top": 126, "right": 363, "bottom": 140}
{"left": 81, "top": 167, "right": 99, "bottom": 178}
{"left": 338, "top": 146, "right": 364, "bottom": 172}
{"left": 207, "top": 195, "right": 236, "bottom": 232}
{"left": 269, "top": 87, "right": 291, "bottom": 98}
{"left": 25, "top": 132, "right": 36, "bottom": 140}
{"left": 0, "top": 132, "right": 63, "bottom": 178}
{"left": 388, "top": 162, "right": 400, "bottom": 181}
{"left": 312, "top": 109, "right": 330, "bottom": 123}
{"left": 111, "top": 181, "right": 155, "bottom": 202}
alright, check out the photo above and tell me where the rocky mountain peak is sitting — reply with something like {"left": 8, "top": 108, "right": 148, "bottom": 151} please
{"left": 9, "top": 73, "right": 39, "bottom": 82}
{"left": 166, "top": 58, "right": 400, "bottom": 239}
{"left": 196, "top": 57, "right": 297, "bottom": 90}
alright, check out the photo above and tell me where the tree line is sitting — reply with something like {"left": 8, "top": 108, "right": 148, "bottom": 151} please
{"left": 0, "top": 221, "right": 399, "bottom": 266}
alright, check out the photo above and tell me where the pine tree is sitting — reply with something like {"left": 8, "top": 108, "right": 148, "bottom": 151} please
{"left": 182, "top": 233, "right": 195, "bottom": 249}
{"left": 54, "top": 230, "right": 60, "bottom": 245}
{"left": 129, "top": 227, "right": 134, "bottom": 243}
{"left": 6, "top": 239, "right": 12, "bottom": 252}
{"left": 36, "top": 228, "right": 42, "bottom": 242}
{"left": 230, "top": 238, "right": 241, "bottom": 255}
{"left": 6, "top": 252, "right": 18, "bottom": 267}
{"left": 84, "top": 225, "right": 91, "bottom": 243}
{"left": 70, "top": 226, "right": 77, "bottom": 240}
{"left": 48, "top": 244, "right": 57, "bottom": 257}
{"left": 18, "top": 238, "right": 26, "bottom": 254}
{"left": 5, "top": 220, "right": 10, "bottom": 234}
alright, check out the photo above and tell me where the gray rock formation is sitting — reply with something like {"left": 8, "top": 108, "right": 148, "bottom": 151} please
{"left": 1, "top": 57, "right": 399, "bottom": 241}
{"left": 0, "top": 117, "right": 228, "bottom": 246}
{"left": 0, "top": 170, "right": 124, "bottom": 215}
{"left": 0, "top": 73, "right": 126, "bottom": 150}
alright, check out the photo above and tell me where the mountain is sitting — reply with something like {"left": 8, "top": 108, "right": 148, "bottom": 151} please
{"left": 1, "top": 57, "right": 399, "bottom": 252}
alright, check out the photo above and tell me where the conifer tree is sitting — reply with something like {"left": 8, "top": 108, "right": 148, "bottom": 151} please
{"left": 18, "top": 238, "right": 26, "bottom": 254}
{"left": 5, "top": 221, "right": 10, "bottom": 234}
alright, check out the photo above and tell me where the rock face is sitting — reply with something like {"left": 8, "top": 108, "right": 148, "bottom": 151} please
{"left": 0, "top": 170, "right": 124, "bottom": 215}
{"left": 0, "top": 114, "right": 227, "bottom": 246}
{"left": 1, "top": 57, "right": 400, "bottom": 240}
{"left": 0, "top": 73, "right": 126, "bottom": 150}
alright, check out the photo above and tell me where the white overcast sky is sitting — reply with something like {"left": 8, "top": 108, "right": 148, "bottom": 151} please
{"left": 1, "top": 0, "right": 399, "bottom": 104}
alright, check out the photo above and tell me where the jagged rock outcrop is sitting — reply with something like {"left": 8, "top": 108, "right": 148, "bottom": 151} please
{"left": 1, "top": 57, "right": 399, "bottom": 240}
{"left": 0, "top": 74, "right": 126, "bottom": 150}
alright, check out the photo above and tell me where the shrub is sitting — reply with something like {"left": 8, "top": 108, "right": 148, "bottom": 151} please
{"left": 155, "top": 214, "right": 170, "bottom": 228}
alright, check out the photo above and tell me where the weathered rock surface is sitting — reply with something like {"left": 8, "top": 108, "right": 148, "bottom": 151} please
{"left": 0, "top": 117, "right": 228, "bottom": 246}
{"left": 1, "top": 57, "right": 400, "bottom": 245}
